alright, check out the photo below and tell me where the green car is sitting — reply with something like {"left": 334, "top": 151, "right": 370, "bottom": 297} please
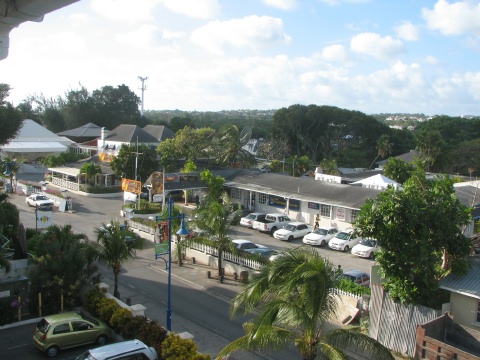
{"left": 33, "top": 310, "right": 111, "bottom": 358}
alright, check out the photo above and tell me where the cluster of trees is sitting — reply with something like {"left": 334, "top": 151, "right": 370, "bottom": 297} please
{"left": 15, "top": 84, "right": 146, "bottom": 133}
{"left": 5, "top": 81, "right": 480, "bottom": 176}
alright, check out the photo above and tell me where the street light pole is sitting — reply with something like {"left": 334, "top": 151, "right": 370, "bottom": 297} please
{"left": 163, "top": 196, "right": 190, "bottom": 331}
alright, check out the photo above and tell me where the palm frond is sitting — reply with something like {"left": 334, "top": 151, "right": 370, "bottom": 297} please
{"left": 324, "top": 328, "right": 395, "bottom": 360}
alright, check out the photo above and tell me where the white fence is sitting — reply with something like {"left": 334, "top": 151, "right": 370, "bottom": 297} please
{"left": 51, "top": 177, "right": 80, "bottom": 191}
{"left": 186, "top": 241, "right": 263, "bottom": 270}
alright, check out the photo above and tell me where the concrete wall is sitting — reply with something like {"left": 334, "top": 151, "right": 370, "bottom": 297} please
{"left": 450, "top": 292, "right": 480, "bottom": 331}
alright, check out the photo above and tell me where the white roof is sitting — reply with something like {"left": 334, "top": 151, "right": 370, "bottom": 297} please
{"left": 1, "top": 119, "right": 73, "bottom": 153}
{"left": 48, "top": 167, "right": 80, "bottom": 176}
{"left": 2, "top": 141, "right": 67, "bottom": 153}
{"left": 351, "top": 174, "right": 399, "bottom": 189}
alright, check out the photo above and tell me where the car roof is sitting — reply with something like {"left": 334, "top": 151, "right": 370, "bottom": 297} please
{"left": 85, "top": 339, "right": 148, "bottom": 356}
{"left": 318, "top": 226, "right": 337, "bottom": 230}
{"left": 344, "top": 269, "right": 368, "bottom": 276}
{"left": 286, "top": 221, "right": 307, "bottom": 226}
{"left": 43, "top": 311, "right": 83, "bottom": 323}
{"left": 247, "top": 212, "right": 265, "bottom": 216}
{"left": 232, "top": 239, "right": 253, "bottom": 244}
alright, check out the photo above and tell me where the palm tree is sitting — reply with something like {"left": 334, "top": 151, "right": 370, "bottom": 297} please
{"left": 28, "top": 224, "right": 99, "bottom": 313}
{"left": 92, "top": 221, "right": 143, "bottom": 298}
{"left": 214, "top": 125, "right": 256, "bottom": 168}
{"left": 217, "top": 247, "right": 394, "bottom": 360}
{"left": 190, "top": 193, "right": 241, "bottom": 282}
{"left": 369, "top": 134, "right": 393, "bottom": 170}
{"left": 80, "top": 161, "right": 102, "bottom": 185}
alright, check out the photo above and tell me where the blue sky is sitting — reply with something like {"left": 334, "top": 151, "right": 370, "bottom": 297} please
{"left": 2, "top": 0, "right": 480, "bottom": 116}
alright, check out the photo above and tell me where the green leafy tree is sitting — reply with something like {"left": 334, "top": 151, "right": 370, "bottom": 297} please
{"left": 369, "top": 134, "right": 393, "bottom": 169}
{"left": 285, "top": 155, "right": 313, "bottom": 177}
{"left": 91, "top": 84, "right": 146, "bottom": 129}
{"left": 354, "top": 170, "right": 472, "bottom": 307}
{"left": 28, "top": 225, "right": 99, "bottom": 314}
{"left": 200, "top": 169, "right": 224, "bottom": 201}
{"left": 157, "top": 138, "right": 180, "bottom": 172}
{"left": 169, "top": 116, "right": 196, "bottom": 133}
{"left": 92, "top": 221, "right": 144, "bottom": 298}
{"left": 319, "top": 158, "right": 339, "bottom": 175}
{"left": 218, "top": 247, "right": 394, "bottom": 360}
{"left": 0, "top": 84, "right": 23, "bottom": 146}
{"left": 110, "top": 144, "right": 159, "bottom": 182}
{"left": 383, "top": 157, "right": 415, "bottom": 184}
{"left": 162, "top": 333, "right": 211, "bottom": 360}
{"left": 174, "top": 127, "right": 215, "bottom": 163}
{"left": 415, "top": 129, "right": 447, "bottom": 172}
{"left": 213, "top": 125, "right": 256, "bottom": 168}
{"left": 191, "top": 193, "right": 241, "bottom": 282}
{"left": 80, "top": 161, "right": 102, "bottom": 185}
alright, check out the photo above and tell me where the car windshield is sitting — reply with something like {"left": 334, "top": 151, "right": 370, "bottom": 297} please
{"left": 245, "top": 214, "right": 255, "bottom": 220}
{"left": 283, "top": 225, "right": 296, "bottom": 231}
{"left": 359, "top": 239, "right": 377, "bottom": 247}
{"left": 313, "top": 228, "right": 328, "bottom": 235}
{"left": 36, "top": 318, "right": 50, "bottom": 334}
{"left": 335, "top": 232, "right": 351, "bottom": 240}
{"left": 36, "top": 195, "right": 48, "bottom": 201}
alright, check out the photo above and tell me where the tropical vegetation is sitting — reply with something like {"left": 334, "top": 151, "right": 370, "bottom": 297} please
{"left": 354, "top": 166, "right": 472, "bottom": 307}
{"left": 27, "top": 224, "right": 100, "bottom": 315}
{"left": 218, "top": 247, "right": 394, "bottom": 360}
{"left": 92, "top": 221, "right": 144, "bottom": 298}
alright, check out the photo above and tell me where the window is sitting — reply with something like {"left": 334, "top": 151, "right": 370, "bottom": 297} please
{"left": 230, "top": 188, "right": 241, "bottom": 200}
{"left": 258, "top": 193, "right": 268, "bottom": 205}
{"left": 72, "top": 321, "right": 90, "bottom": 331}
{"left": 53, "top": 323, "right": 71, "bottom": 334}
{"left": 351, "top": 209, "right": 360, "bottom": 222}
{"left": 320, "top": 204, "right": 331, "bottom": 218}
{"left": 477, "top": 302, "right": 480, "bottom": 323}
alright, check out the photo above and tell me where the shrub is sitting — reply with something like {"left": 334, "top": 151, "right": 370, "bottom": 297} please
{"left": 84, "top": 286, "right": 107, "bottom": 317}
{"left": 110, "top": 307, "right": 133, "bottom": 334}
{"left": 98, "top": 297, "right": 120, "bottom": 325}
{"left": 336, "top": 278, "right": 371, "bottom": 296}
{"left": 121, "top": 315, "right": 150, "bottom": 340}
{"left": 162, "top": 333, "right": 211, "bottom": 360}
{"left": 135, "top": 320, "right": 168, "bottom": 357}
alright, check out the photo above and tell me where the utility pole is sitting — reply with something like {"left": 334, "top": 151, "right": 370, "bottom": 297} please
{"left": 133, "top": 137, "right": 143, "bottom": 209}
{"left": 138, "top": 76, "right": 148, "bottom": 116}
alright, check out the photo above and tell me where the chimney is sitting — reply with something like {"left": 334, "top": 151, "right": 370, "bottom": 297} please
{"left": 101, "top": 127, "right": 106, "bottom": 141}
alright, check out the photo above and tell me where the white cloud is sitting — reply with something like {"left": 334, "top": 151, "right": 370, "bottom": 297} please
{"left": 422, "top": 0, "right": 480, "bottom": 36}
{"left": 162, "top": 30, "right": 185, "bottom": 40}
{"left": 90, "top": 0, "right": 159, "bottom": 23}
{"left": 160, "top": 0, "right": 221, "bottom": 19}
{"left": 116, "top": 25, "right": 162, "bottom": 48}
{"left": 321, "top": 44, "right": 348, "bottom": 62}
{"left": 68, "top": 13, "right": 91, "bottom": 26}
{"left": 190, "top": 15, "right": 291, "bottom": 55}
{"left": 425, "top": 55, "right": 439, "bottom": 65}
{"left": 262, "top": 0, "right": 297, "bottom": 10}
{"left": 350, "top": 32, "right": 405, "bottom": 61}
{"left": 394, "top": 21, "right": 420, "bottom": 41}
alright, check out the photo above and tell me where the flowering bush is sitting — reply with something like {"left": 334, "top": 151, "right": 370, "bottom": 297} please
{"left": 10, "top": 295, "right": 29, "bottom": 310}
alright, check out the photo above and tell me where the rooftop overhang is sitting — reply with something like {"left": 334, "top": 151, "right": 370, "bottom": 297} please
{"left": 1, "top": 0, "right": 80, "bottom": 60}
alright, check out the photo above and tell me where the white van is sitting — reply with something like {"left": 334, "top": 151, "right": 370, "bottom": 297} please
{"left": 75, "top": 339, "right": 157, "bottom": 360}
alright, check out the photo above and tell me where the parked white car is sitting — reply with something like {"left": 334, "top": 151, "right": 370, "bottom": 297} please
{"left": 232, "top": 239, "right": 267, "bottom": 250}
{"left": 273, "top": 222, "right": 313, "bottom": 241}
{"left": 351, "top": 238, "right": 379, "bottom": 259}
{"left": 239, "top": 212, "right": 266, "bottom": 228}
{"left": 25, "top": 194, "right": 54, "bottom": 210}
{"left": 328, "top": 229, "right": 362, "bottom": 252}
{"left": 302, "top": 226, "right": 339, "bottom": 246}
